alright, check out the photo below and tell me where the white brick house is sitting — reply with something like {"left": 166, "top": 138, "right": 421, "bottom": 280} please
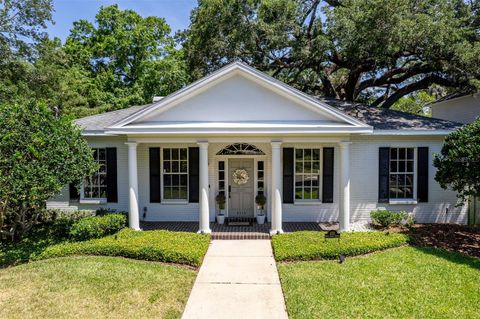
{"left": 47, "top": 62, "right": 467, "bottom": 233}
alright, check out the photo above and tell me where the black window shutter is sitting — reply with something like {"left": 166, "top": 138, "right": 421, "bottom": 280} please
{"left": 69, "top": 183, "right": 80, "bottom": 200}
{"left": 189, "top": 147, "right": 199, "bottom": 203}
{"left": 378, "top": 147, "right": 390, "bottom": 203}
{"left": 417, "top": 147, "right": 429, "bottom": 202}
{"left": 149, "top": 148, "right": 161, "bottom": 203}
{"left": 106, "top": 148, "right": 118, "bottom": 203}
{"left": 322, "top": 148, "right": 334, "bottom": 203}
{"left": 283, "top": 148, "right": 294, "bottom": 204}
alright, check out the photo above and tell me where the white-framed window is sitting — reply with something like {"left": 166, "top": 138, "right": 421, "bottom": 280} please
{"left": 389, "top": 147, "right": 415, "bottom": 199}
{"left": 83, "top": 148, "right": 107, "bottom": 199}
{"left": 295, "top": 148, "right": 321, "bottom": 201}
{"left": 257, "top": 161, "right": 265, "bottom": 195}
{"left": 218, "top": 161, "right": 225, "bottom": 196}
{"left": 163, "top": 148, "right": 188, "bottom": 201}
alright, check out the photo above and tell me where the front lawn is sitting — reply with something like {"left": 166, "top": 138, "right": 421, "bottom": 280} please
{"left": 272, "top": 231, "right": 409, "bottom": 261}
{"left": 0, "top": 256, "right": 196, "bottom": 319}
{"left": 278, "top": 246, "right": 480, "bottom": 319}
{"left": 35, "top": 228, "right": 210, "bottom": 267}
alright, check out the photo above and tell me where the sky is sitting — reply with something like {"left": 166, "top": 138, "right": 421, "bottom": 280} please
{"left": 47, "top": 0, "right": 197, "bottom": 41}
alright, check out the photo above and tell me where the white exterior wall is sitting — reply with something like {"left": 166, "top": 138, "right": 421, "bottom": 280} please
{"left": 431, "top": 95, "right": 480, "bottom": 124}
{"left": 349, "top": 135, "right": 467, "bottom": 224}
{"left": 47, "top": 136, "right": 468, "bottom": 224}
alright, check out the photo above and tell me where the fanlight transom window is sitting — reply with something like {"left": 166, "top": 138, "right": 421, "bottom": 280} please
{"left": 217, "top": 143, "right": 265, "bottom": 155}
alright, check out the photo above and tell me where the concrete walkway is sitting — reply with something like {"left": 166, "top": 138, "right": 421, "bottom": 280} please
{"left": 182, "top": 240, "right": 289, "bottom": 319}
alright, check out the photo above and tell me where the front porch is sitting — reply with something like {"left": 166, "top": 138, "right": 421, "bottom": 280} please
{"left": 140, "top": 221, "right": 337, "bottom": 239}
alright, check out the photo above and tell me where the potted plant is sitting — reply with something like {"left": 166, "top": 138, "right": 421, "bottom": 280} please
{"left": 255, "top": 194, "right": 266, "bottom": 224}
{"left": 215, "top": 193, "right": 226, "bottom": 224}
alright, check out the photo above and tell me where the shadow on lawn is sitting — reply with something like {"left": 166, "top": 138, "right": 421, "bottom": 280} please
{"left": 411, "top": 246, "right": 480, "bottom": 271}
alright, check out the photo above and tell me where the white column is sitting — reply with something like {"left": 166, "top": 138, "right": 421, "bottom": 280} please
{"left": 339, "top": 141, "right": 352, "bottom": 232}
{"left": 126, "top": 142, "right": 140, "bottom": 230}
{"left": 270, "top": 141, "right": 283, "bottom": 235}
{"left": 198, "top": 142, "right": 211, "bottom": 234}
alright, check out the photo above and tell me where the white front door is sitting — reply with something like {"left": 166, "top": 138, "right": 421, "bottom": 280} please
{"left": 228, "top": 158, "right": 254, "bottom": 217}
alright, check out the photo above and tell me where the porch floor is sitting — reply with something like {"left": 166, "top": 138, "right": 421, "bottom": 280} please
{"left": 140, "top": 221, "right": 337, "bottom": 240}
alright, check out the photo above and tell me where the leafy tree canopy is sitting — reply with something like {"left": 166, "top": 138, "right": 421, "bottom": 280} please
{"left": 434, "top": 119, "right": 480, "bottom": 202}
{"left": 0, "top": 101, "right": 98, "bottom": 237}
{"left": 0, "top": 0, "right": 53, "bottom": 60}
{"left": 182, "top": 0, "right": 480, "bottom": 108}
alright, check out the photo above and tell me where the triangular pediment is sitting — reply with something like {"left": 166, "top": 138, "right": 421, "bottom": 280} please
{"left": 110, "top": 62, "right": 370, "bottom": 132}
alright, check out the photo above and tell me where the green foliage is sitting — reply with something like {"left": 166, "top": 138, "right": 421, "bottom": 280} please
{"left": 434, "top": 119, "right": 480, "bottom": 201}
{"left": 0, "top": 0, "right": 53, "bottom": 60}
{"left": 272, "top": 231, "right": 409, "bottom": 262}
{"left": 69, "top": 214, "right": 127, "bottom": 241}
{"left": 278, "top": 247, "right": 480, "bottom": 319}
{"left": 183, "top": 0, "right": 480, "bottom": 109}
{"left": 36, "top": 229, "right": 211, "bottom": 267}
{"left": 215, "top": 193, "right": 226, "bottom": 210}
{"left": 255, "top": 194, "right": 266, "bottom": 208}
{"left": 0, "top": 101, "right": 98, "bottom": 237}
{"left": 390, "top": 91, "right": 435, "bottom": 116}
{"left": 370, "top": 209, "right": 409, "bottom": 227}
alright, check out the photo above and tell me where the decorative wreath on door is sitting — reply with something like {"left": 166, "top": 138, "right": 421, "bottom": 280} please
{"left": 233, "top": 169, "right": 249, "bottom": 185}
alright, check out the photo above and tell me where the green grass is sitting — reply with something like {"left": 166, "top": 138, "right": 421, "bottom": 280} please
{"left": 278, "top": 246, "right": 480, "bottom": 319}
{"left": 0, "top": 256, "right": 196, "bottom": 319}
{"left": 272, "top": 231, "right": 409, "bottom": 261}
{"left": 35, "top": 228, "right": 210, "bottom": 267}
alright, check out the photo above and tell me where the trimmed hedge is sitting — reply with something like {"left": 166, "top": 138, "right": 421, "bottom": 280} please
{"left": 370, "top": 209, "right": 409, "bottom": 228}
{"left": 34, "top": 229, "right": 211, "bottom": 267}
{"left": 272, "top": 231, "right": 409, "bottom": 262}
{"left": 70, "top": 214, "right": 126, "bottom": 241}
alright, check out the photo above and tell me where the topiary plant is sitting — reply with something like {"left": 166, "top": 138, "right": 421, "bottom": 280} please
{"left": 255, "top": 194, "right": 266, "bottom": 210}
{"left": 215, "top": 193, "right": 226, "bottom": 210}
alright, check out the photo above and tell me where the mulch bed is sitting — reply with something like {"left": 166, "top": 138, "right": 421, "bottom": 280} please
{"left": 405, "top": 224, "right": 480, "bottom": 259}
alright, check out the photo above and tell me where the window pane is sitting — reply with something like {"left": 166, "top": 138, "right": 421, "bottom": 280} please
{"left": 312, "top": 149, "right": 320, "bottom": 161}
{"left": 172, "top": 161, "right": 179, "bottom": 173}
{"left": 163, "top": 149, "right": 170, "bottom": 160}
{"left": 219, "top": 181, "right": 225, "bottom": 190}
{"left": 92, "top": 187, "right": 99, "bottom": 198}
{"left": 312, "top": 188, "right": 319, "bottom": 199}
{"left": 99, "top": 174, "right": 107, "bottom": 186}
{"left": 180, "top": 148, "right": 187, "bottom": 160}
{"left": 179, "top": 187, "right": 188, "bottom": 199}
{"left": 295, "top": 161, "right": 303, "bottom": 173}
{"left": 99, "top": 187, "right": 107, "bottom": 198}
{"left": 172, "top": 148, "right": 179, "bottom": 160}
{"left": 295, "top": 149, "right": 302, "bottom": 160}
{"left": 258, "top": 181, "right": 264, "bottom": 189}
{"left": 399, "top": 148, "right": 406, "bottom": 159}
{"left": 171, "top": 187, "right": 180, "bottom": 199}
{"left": 295, "top": 188, "right": 302, "bottom": 199}
{"left": 164, "top": 161, "right": 171, "bottom": 173}
{"left": 312, "top": 161, "right": 320, "bottom": 172}
{"left": 98, "top": 148, "right": 106, "bottom": 161}
{"left": 407, "top": 161, "right": 414, "bottom": 172}
{"left": 219, "top": 161, "right": 225, "bottom": 170}
{"left": 93, "top": 148, "right": 98, "bottom": 160}
{"left": 180, "top": 175, "right": 188, "bottom": 187}
{"left": 304, "top": 149, "right": 312, "bottom": 161}
{"left": 310, "top": 175, "right": 319, "bottom": 187}
{"left": 391, "top": 148, "right": 398, "bottom": 160}
{"left": 391, "top": 160, "right": 398, "bottom": 173}
{"left": 407, "top": 148, "right": 414, "bottom": 160}
{"left": 295, "top": 175, "right": 304, "bottom": 187}
{"left": 219, "top": 171, "right": 224, "bottom": 180}
{"left": 399, "top": 160, "right": 405, "bottom": 172}
{"left": 164, "top": 175, "right": 172, "bottom": 186}
{"left": 164, "top": 187, "right": 172, "bottom": 199}
{"left": 258, "top": 161, "right": 264, "bottom": 170}
{"left": 303, "top": 188, "right": 312, "bottom": 200}
{"left": 172, "top": 175, "right": 179, "bottom": 186}
{"left": 180, "top": 161, "right": 188, "bottom": 173}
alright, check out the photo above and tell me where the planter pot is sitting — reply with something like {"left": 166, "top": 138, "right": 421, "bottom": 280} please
{"left": 256, "top": 214, "right": 266, "bottom": 225}
{"left": 217, "top": 214, "right": 225, "bottom": 224}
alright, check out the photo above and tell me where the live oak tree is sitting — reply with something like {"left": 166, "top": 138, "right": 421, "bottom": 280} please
{"left": 0, "top": 101, "right": 98, "bottom": 238}
{"left": 434, "top": 119, "right": 480, "bottom": 202}
{"left": 182, "top": 0, "right": 480, "bottom": 108}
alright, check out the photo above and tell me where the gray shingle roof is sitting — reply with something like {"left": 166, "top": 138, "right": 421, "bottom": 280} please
{"left": 75, "top": 104, "right": 152, "bottom": 132}
{"left": 75, "top": 97, "right": 462, "bottom": 132}
{"left": 318, "top": 98, "right": 462, "bottom": 130}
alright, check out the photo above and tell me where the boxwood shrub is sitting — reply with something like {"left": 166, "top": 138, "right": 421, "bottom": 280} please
{"left": 370, "top": 209, "right": 408, "bottom": 228}
{"left": 69, "top": 213, "right": 127, "bottom": 241}
{"left": 35, "top": 228, "right": 211, "bottom": 267}
{"left": 272, "top": 231, "right": 409, "bottom": 262}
